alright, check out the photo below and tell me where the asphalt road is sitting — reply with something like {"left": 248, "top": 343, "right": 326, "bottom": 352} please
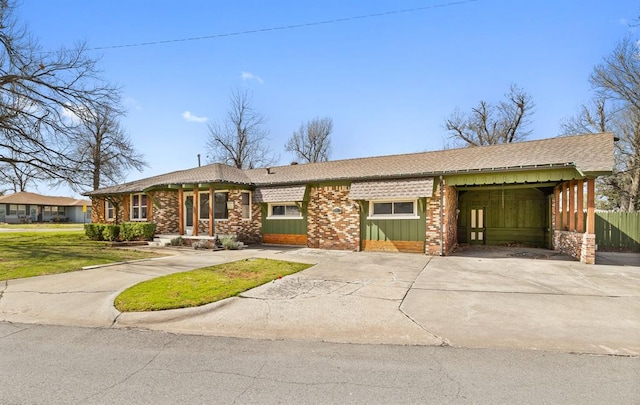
{"left": 1, "top": 322, "right": 638, "bottom": 405}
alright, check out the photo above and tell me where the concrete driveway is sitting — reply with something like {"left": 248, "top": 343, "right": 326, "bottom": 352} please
{"left": 0, "top": 246, "right": 638, "bottom": 355}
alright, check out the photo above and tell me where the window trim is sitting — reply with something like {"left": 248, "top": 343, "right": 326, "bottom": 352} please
{"left": 367, "top": 199, "right": 419, "bottom": 220}
{"left": 130, "top": 193, "right": 147, "bottom": 221}
{"left": 105, "top": 200, "right": 115, "bottom": 220}
{"left": 198, "top": 192, "right": 210, "bottom": 220}
{"left": 267, "top": 202, "right": 303, "bottom": 219}
{"left": 241, "top": 191, "right": 252, "bottom": 220}
{"left": 213, "top": 190, "right": 229, "bottom": 221}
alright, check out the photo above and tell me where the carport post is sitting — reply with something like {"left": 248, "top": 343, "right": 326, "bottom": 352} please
{"left": 586, "top": 178, "right": 595, "bottom": 234}
{"left": 439, "top": 176, "right": 444, "bottom": 256}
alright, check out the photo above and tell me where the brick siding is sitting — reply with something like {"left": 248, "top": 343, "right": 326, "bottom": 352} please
{"left": 196, "top": 190, "right": 262, "bottom": 244}
{"left": 425, "top": 181, "right": 457, "bottom": 255}
{"left": 307, "top": 185, "right": 360, "bottom": 250}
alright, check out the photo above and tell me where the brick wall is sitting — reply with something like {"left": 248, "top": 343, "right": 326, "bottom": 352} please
{"left": 196, "top": 190, "right": 262, "bottom": 244}
{"left": 90, "top": 196, "right": 126, "bottom": 224}
{"left": 149, "top": 190, "right": 179, "bottom": 234}
{"left": 307, "top": 185, "right": 360, "bottom": 250}
{"left": 425, "top": 181, "right": 457, "bottom": 255}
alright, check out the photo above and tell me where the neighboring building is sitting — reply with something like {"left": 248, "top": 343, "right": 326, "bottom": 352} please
{"left": 86, "top": 133, "right": 614, "bottom": 264}
{"left": 0, "top": 191, "right": 91, "bottom": 224}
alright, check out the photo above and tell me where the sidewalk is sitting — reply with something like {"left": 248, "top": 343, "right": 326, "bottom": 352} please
{"left": 1, "top": 246, "right": 638, "bottom": 355}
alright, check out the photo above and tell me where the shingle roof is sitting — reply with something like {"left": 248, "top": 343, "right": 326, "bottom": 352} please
{"left": 0, "top": 191, "right": 91, "bottom": 206}
{"left": 87, "top": 133, "right": 614, "bottom": 196}
{"left": 245, "top": 132, "right": 614, "bottom": 185}
{"left": 350, "top": 179, "right": 434, "bottom": 200}
{"left": 86, "top": 163, "right": 251, "bottom": 196}
{"left": 253, "top": 186, "right": 307, "bottom": 203}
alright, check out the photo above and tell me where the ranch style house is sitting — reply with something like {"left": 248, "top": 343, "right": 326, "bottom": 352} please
{"left": 86, "top": 132, "right": 614, "bottom": 264}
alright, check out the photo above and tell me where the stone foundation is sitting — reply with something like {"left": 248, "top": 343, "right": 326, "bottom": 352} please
{"left": 554, "top": 230, "right": 596, "bottom": 264}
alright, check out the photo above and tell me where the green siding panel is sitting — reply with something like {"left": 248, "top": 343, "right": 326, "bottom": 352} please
{"left": 261, "top": 205, "right": 307, "bottom": 235}
{"left": 361, "top": 198, "right": 426, "bottom": 242}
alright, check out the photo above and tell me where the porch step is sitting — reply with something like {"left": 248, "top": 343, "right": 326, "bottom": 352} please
{"left": 148, "top": 237, "right": 173, "bottom": 247}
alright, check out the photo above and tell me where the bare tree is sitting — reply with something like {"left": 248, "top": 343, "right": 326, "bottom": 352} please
{"left": 0, "top": 0, "right": 118, "bottom": 184}
{"left": 206, "top": 88, "right": 276, "bottom": 169}
{"left": 285, "top": 117, "right": 333, "bottom": 163}
{"left": 0, "top": 158, "right": 40, "bottom": 192}
{"left": 562, "top": 37, "right": 640, "bottom": 212}
{"left": 444, "top": 84, "right": 534, "bottom": 147}
{"left": 65, "top": 102, "right": 148, "bottom": 192}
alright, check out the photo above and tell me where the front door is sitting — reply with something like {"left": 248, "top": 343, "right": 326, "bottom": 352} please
{"left": 469, "top": 208, "right": 485, "bottom": 244}
{"left": 184, "top": 194, "right": 194, "bottom": 235}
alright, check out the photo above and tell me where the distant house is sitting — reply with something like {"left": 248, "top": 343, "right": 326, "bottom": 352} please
{"left": 0, "top": 191, "right": 91, "bottom": 224}
{"left": 86, "top": 133, "right": 614, "bottom": 264}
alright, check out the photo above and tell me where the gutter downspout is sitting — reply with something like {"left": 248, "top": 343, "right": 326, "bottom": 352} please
{"left": 439, "top": 176, "right": 444, "bottom": 256}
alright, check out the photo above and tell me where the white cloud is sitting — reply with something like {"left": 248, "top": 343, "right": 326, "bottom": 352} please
{"left": 241, "top": 71, "right": 264, "bottom": 84}
{"left": 182, "top": 111, "right": 208, "bottom": 123}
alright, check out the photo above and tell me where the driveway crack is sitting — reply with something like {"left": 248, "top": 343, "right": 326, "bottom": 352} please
{"left": 0, "top": 280, "right": 7, "bottom": 304}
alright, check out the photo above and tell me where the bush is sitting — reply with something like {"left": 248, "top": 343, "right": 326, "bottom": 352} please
{"left": 220, "top": 235, "right": 241, "bottom": 250}
{"left": 192, "top": 240, "right": 213, "bottom": 250}
{"left": 102, "top": 225, "right": 120, "bottom": 241}
{"left": 120, "top": 222, "right": 156, "bottom": 241}
{"left": 85, "top": 222, "right": 156, "bottom": 242}
{"left": 84, "top": 224, "right": 105, "bottom": 241}
{"left": 170, "top": 236, "right": 185, "bottom": 246}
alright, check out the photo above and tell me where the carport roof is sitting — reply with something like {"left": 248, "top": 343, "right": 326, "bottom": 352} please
{"left": 87, "top": 132, "right": 614, "bottom": 196}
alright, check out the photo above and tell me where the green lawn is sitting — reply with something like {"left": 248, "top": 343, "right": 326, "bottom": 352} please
{"left": 0, "top": 223, "right": 84, "bottom": 229}
{"left": 115, "top": 258, "right": 313, "bottom": 312}
{"left": 0, "top": 231, "right": 160, "bottom": 280}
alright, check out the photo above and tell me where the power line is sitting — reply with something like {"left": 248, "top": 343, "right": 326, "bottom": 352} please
{"left": 89, "top": 0, "right": 479, "bottom": 51}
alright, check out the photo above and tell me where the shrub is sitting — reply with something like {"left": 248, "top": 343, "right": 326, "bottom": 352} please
{"left": 192, "top": 240, "right": 213, "bottom": 250}
{"left": 120, "top": 222, "right": 157, "bottom": 241}
{"left": 102, "top": 224, "right": 120, "bottom": 241}
{"left": 170, "top": 236, "right": 185, "bottom": 246}
{"left": 84, "top": 224, "right": 105, "bottom": 241}
{"left": 220, "top": 235, "right": 241, "bottom": 250}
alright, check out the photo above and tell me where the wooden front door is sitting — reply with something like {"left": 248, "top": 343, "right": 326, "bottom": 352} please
{"left": 469, "top": 207, "right": 485, "bottom": 244}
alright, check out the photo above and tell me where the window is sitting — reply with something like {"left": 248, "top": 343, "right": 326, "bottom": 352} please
{"left": 105, "top": 201, "right": 115, "bottom": 220}
{"left": 131, "top": 194, "right": 147, "bottom": 220}
{"left": 369, "top": 200, "right": 417, "bottom": 218}
{"left": 268, "top": 203, "right": 302, "bottom": 219}
{"left": 214, "top": 192, "right": 228, "bottom": 219}
{"left": 12, "top": 204, "right": 26, "bottom": 216}
{"left": 241, "top": 191, "right": 251, "bottom": 219}
{"left": 198, "top": 192, "right": 211, "bottom": 219}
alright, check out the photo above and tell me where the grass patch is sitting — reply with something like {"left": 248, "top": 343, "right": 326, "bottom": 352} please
{"left": 115, "top": 258, "right": 312, "bottom": 312}
{"left": 0, "top": 223, "right": 83, "bottom": 229}
{"left": 0, "top": 231, "right": 160, "bottom": 281}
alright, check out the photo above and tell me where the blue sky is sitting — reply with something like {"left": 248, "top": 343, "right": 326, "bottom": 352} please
{"left": 16, "top": 0, "right": 639, "bottom": 197}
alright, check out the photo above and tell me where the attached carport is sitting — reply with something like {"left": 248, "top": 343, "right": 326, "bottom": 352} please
{"left": 448, "top": 164, "right": 587, "bottom": 249}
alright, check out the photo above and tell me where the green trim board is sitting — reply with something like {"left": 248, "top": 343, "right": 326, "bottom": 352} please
{"left": 445, "top": 168, "right": 583, "bottom": 186}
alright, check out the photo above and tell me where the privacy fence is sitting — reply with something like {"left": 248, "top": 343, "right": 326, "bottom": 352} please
{"left": 592, "top": 211, "right": 640, "bottom": 252}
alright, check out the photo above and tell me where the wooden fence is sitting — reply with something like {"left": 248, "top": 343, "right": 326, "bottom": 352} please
{"left": 592, "top": 211, "right": 640, "bottom": 252}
